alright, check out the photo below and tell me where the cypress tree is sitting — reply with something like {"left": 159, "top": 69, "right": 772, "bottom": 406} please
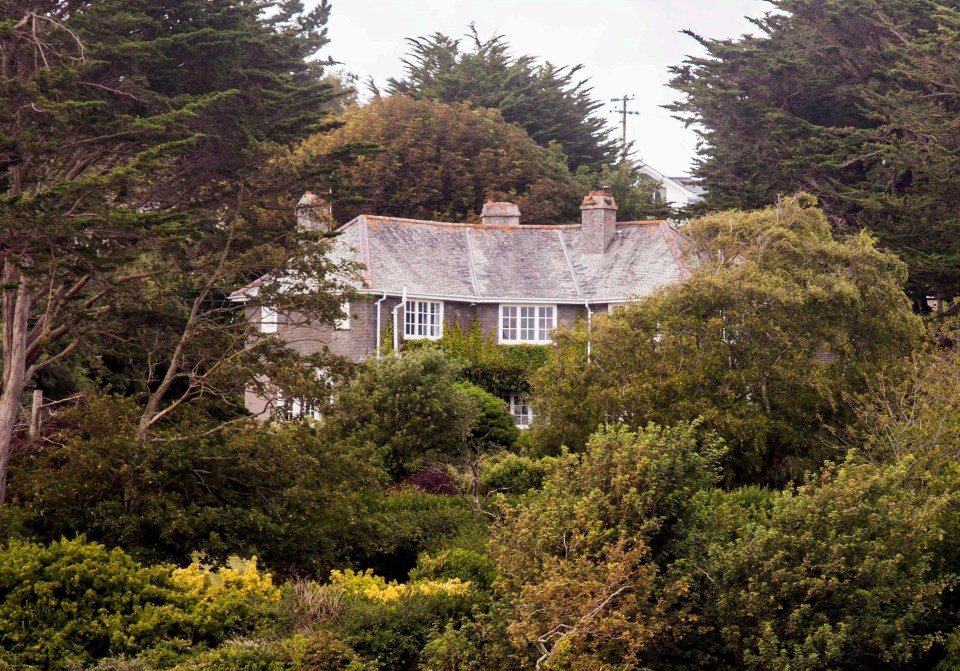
{"left": 386, "top": 26, "right": 617, "bottom": 171}
{"left": 670, "top": 0, "right": 960, "bottom": 300}
{"left": 0, "top": 0, "right": 344, "bottom": 500}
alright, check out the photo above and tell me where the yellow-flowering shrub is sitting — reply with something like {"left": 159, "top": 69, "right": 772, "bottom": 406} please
{"left": 329, "top": 568, "right": 471, "bottom": 603}
{"left": 323, "top": 568, "right": 480, "bottom": 671}
{"left": 172, "top": 557, "right": 282, "bottom": 642}
{"left": 172, "top": 557, "right": 281, "bottom": 602}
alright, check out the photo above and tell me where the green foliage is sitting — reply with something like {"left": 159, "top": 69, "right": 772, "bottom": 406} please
{"left": 410, "top": 549, "right": 497, "bottom": 592}
{"left": 298, "top": 95, "right": 585, "bottom": 224}
{"left": 419, "top": 624, "right": 484, "bottom": 671}
{"left": 365, "top": 491, "right": 490, "bottom": 582}
{"left": 386, "top": 27, "right": 616, "bottom": 171}
{"left": 328, "top": 349, "right": 479, "bottom": 479}
{"left": 321, "top": 568, "right": 481, "bottom": 671}
{"left": 533, "top": 196, "right": 924, "bottom": 482}
{"left": 0, "top": 0, "right": 360, "bottom": 504}
{"left": 674, "top": 456, "right": 955, "bottom": 670}
{"left": 477, "top": 453, "right": 554, "bottom": 495}
{"left": 489, "top": 423, "right": 726, "bottom": 670}
{"left": 488, "top": 421, "right": 960, "bottom": 670}
{"left": 409, "top": 319, "right": 551, "bottom": 396}
{"left": 454, "top": 383, "right": 519, "bottom": 451}
{"left": 0, "top": 539, "right": 280, "bottom": 670}
{"left": 669, "top": 0, "right": 960, "bottom": 298}
{"left": 8, "top": 396, "right": 383, "bottom": 576}
{"left": 168, "top": 634, "right": 366, "bottom": 671}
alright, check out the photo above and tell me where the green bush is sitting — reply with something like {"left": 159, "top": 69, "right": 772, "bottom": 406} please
{"left": 9, "top": 397, "right": 385, "bottom": 576}
{"left": 0, "top": 538, "right": 282, "bottom": 670}
{"left": 329, "top": 349, "right": 478, "bottom": 479}
{"left": 329, "top": 569, "right": 482, "bottom": 671}
{"left": 165, "top": 634, "right": 365, "bottom": 671}
{"left": 366, "top": 492, "right": 489, "bottom": 581}
{"left": 0, "top": 538, "right": 186, "bottom": 670}
{"left": 455, "top": 383, "right": 519, "bottom": 450}
{"left": 409, "top": 549, "right": 497, "bottom": 591}
{"left": 478, "top": 453, "right": 553, "bottom": 495}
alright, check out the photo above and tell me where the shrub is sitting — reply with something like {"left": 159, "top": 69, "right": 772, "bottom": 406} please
{"left": 366, "top": 491, "right": 490, "bottom": 581}
{"left": 329, "top": 350, "right": 478, "bottom": 479}
{"left": 0, "top": 538, "right": 185, "bottom": 670}
{"left": 327, "top": 568, "right": 482, "bottom": 671}
{"left": 0, "top": 539, "right": 283, "bottom": 670}
{"left": 478, "top": 453, "right": 553, "bottom": 495}
{"left": 409, "top": 549, "right": 497, "bottom": 591}
{"left": 455, "top": 383, "right": 519, "bottom": 450}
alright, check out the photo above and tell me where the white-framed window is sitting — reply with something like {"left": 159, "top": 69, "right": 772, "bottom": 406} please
{"left": 281, "top": 396, "right": 322, "bottom": 421}
{"left": 260, "top": 305, "right": 278, "bottom": 333}
{"left": 499, "top": 305, "right": 556, "bottom": 344}
{"left": 277, "top": 369, "right": 333, "bottom": 422}
{"left": 404, "top": 300, "right": 443, "bottom": 340}
{"left": 335, "top": 301, "right": 351, "bottom": 331}
{"left": 503, "top": 393, "right": 533, "bottom": 429}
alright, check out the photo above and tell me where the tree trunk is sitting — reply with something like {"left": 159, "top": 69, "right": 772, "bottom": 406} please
{"left": 0, "top": 260, "right": 30, "bottom": 504}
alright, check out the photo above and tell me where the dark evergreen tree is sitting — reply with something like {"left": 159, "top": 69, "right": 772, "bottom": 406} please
{"left": 386, "top": 26, "right": 618, "bottom": 171}
{"left": 670, "top": 0, "right": 960, "bottom": 300}
{"left": 0, "top": 0, "right": 350, "bottom": 501}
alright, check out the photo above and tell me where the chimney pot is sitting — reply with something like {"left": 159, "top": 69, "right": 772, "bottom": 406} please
{"left": 296, "top": 190, "right": 333, "bottom": 233}
{"left": 481, "top": 201, "right": 521, "bottom": 227}
{"left": 581, "top": 189, "right": 618, "bottom": 254}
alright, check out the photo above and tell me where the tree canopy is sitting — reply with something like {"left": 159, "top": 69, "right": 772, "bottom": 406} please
{"left": 531, "top": 196, "right": 923, "bottom": 483}
{"left": 385, "top": 27, "right": 617, "bottom": 171}
{"left": 0, "top": 0, "right": 352, "bottom": 498}
{"left": 670, "top": 0, "right": 960, "bottom": 300}
{"left": 298, "top": 95, "right": 586, "bottom": 224}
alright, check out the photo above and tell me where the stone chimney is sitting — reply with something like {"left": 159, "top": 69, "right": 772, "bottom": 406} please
{"left": 581, "top": 187, "right": 618, "bottom": 254}
{"left": 481, "top": 200, "right": 521, "bottom": 227}
{"left": 296, "top": 190, "right": 334, "bottom": 233}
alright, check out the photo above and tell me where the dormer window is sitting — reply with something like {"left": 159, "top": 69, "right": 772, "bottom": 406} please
{"left": 404, "top": 300, "right": 443, "bottom": 340}
{"left": 500, "top": 305, "right": 555, "bottom": 344}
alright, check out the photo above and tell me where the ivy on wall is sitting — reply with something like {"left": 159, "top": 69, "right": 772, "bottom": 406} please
{"left": 404, "top": 319, "right": 551, "bottom": 395}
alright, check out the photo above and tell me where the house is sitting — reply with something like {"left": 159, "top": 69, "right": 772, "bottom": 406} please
{"left": 229, "top": 189, "right": 691, "bottom": 426}
{"left": 636, "top": 162, "right": 705, "bottom": 209}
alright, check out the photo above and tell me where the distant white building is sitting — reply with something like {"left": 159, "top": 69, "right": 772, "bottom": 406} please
{"left": 637, "top": 163, "right": 705, "bottom": 208}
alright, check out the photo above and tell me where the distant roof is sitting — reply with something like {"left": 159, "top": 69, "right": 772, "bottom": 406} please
{"left": 637, "top": 163, "right": 705, "bottom": 203}
{"left": 669, "top": 177, "right": 707, "bottom": 197}
{"left": 231, "top": 215, "right": 690, "bottom": 304}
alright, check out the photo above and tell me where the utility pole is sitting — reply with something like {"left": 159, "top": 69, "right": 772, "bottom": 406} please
{"left": 610, "top": 95, "right": 639, "bottom": 161}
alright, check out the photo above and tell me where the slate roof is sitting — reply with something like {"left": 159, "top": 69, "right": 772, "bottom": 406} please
{"left": 231, "top": 215, "right": 691, "bottom": 304}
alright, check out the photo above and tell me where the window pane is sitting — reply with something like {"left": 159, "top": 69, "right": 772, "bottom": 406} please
{"left": 520, "top": 306, "right": 535, "bottom": 341}
{"left": 335, "top": 301, "right": 350, "bottom": 330}
{"left": 502, "top": 306, "right": 517, "bottom": 341}
{"left": 404, "top": 302, "right": 415, "bottom": 336}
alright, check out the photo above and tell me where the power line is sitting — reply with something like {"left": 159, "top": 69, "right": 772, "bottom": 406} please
{"left": 610, "top": 95, "right": 640, "bottom": 160}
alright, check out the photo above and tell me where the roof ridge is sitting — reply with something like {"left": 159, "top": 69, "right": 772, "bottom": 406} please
{"left": 362, "top": 215, "right": 583, "bottom": 230}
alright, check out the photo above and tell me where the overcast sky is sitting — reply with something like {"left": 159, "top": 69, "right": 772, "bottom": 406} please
{"left": 324, "top": 0, "right": 772, "bottom": 176}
